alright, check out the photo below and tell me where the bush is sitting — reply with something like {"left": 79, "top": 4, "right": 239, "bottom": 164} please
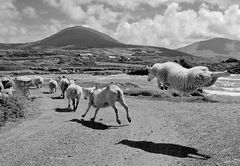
{"left": 127, "top": 68, "right": 148, "bottom": 75}
{"left": 0, "top": 85, "right": 28, "bottom": 126}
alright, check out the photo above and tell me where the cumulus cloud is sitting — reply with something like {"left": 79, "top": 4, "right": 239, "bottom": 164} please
{"left": 1, "top": 0, "right": 240, "bottom": 49}
{"left": 43, "top": 0, "right": 92, "bottom": 21}
{"left": 0, "top": 0, "right": 20, "bottom": 21}
{"left": 22, "top": 6, "right": 38, "bottom": 19}
{"left": 113, "top": 2, "right": 240, "bottom": 48}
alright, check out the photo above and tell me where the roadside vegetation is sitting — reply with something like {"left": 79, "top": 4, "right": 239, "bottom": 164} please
{"left": 0, "top": 82, "right": 29, "bottom": 127}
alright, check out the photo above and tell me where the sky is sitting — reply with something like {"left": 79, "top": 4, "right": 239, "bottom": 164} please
{"left": 1, "top": 0, "right": 240, "bottom": 49}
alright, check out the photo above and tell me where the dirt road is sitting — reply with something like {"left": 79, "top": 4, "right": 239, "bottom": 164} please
{"left": 0, "top": 86, "right": 239, "bottom": 166}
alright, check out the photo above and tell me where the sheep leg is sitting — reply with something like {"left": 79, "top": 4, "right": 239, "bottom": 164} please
{"left": 157, "top": 79, "right": 164, "bottom": 90}
{"left": 91, "top": 108, "right": 99, "bottom": 122}
{"left": 118, "top": 98, "right": 131, "bottom": 123}
{"left": 72, "top": 99, "right": 75, "bottom": 111}
{"left": 110, "top": 103, "right": 121, "bottom": 124}
{"left": 82, "top": 102, "right": 92, "bottom": 118}
{"left": 68, "top": 98, "right": 71, "bottom": 108}
{"left": 74, "top": 98, "right": 79, "bottom": 112}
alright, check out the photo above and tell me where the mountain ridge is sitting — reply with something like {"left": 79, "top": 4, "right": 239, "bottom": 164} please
{"left": 177, "top": 37, "right": 240, "bottom": 59}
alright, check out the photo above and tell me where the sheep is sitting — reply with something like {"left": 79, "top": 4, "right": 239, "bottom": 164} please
{"left": 147, "top": 62, "right": 230, "bottom": 94}
{"left": 48, "top": 78, "right": 58, "bottom": 94}
{"left": 65, "top": 80, "right": 82, "bottom": 111}
{"left": 33, "top": 76, "right": 44, "bottom": 88}
{"left": 59, "top": 76, "right": 70, "bottom": 98}
{"left": 82, "top": 84, "right": 131, "bottom": 124}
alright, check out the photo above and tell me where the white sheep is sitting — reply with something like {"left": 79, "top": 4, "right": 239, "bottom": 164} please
{"left": 147, "top": 62, "right": 230, "bottom": 94}
{"left": 33, "top": 76, "right": 44, "bottom": 88}
{"left": 82, "top": 84, "right": 131, "bottom": 124}
{"left": 59, "top": 76, "right": 70, "bottom": 98}
{"left": 66, "top": 81, "right": 82, "bottom": 111}
{"left": 48, "top": 78, "right": 58, "bottom": 94}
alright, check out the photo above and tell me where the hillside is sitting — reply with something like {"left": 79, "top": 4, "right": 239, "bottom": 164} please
{"left": 0, "top": 26, "right": 202, "bottom": 64}
{"left": 0, "top": 26, "right": 126, "bottom": 49}
{"left": 177, "top": 37, "right": 240, "bottom": 60}
{"left": 27, "top": 26, "right": 127, "bottom": 49}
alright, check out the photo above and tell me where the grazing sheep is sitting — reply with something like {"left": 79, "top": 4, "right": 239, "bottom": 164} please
{"left": 33, "top": 76, "right": 44, "bottom": 88}
{"left": 66, "top": 81, "right": 82, "bottom": 111}
{"left": 82, "top": 84, "right": 131, "bottom": 124}
{"left": 147, "top": 62, "right": 230, "bottom": 94}
{"left": 48, "top": 78, "right": 58, "bottom": 94}
{"left": 59, "top": 76, "right": 70, "bottom": 98}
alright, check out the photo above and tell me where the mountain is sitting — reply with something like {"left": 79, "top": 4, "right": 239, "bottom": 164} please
{"left": 0, "top": 26, "right": 204, "bottom": 64}
{"left": 0, "top": 26, "right": 126, "bottom": 49}
{"left": 177, "top": 37, "right": 240, "bottom": 59}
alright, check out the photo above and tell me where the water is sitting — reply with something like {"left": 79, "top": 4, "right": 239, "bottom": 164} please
{"left": 205, "top": 74, "right": 240, "bottom": 96}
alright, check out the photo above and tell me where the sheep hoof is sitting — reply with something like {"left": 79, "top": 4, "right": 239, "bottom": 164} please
{"left": 117, "top": 119, "right": 121, "bottom": 124}
{"left": 127, "top": 117, "right": 131, "bottom": 123}
{"left": 81, "top": 114, "right": 85, "bottom": 118}
{"left": 90, "top": 118, "right": 95, "bottom": 121}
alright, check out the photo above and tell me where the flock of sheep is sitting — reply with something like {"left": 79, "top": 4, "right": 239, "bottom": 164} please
{"left": 0, "top": 61, "right": 230, "bottom": 124}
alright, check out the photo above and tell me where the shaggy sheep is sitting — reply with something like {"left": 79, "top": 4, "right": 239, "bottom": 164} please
{"left": 147, "top": 62, "right": 230, "bottom": 94}
{"left": 48, "top": 78, "right": 58, "bottom": 94}
{"left": 33, "top": 76, "right": 44, "bottom": 88}
{"left": 66, "top": 81, "right": 82, "bottom": 111}
{"left": 59, "top": 76, "right": 70, "bottom": 98}
{"left": 82, "top": 84, "right": 131, "bottom": 124}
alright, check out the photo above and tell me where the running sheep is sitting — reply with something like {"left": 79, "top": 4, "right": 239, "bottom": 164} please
{"left": 82, "top": 84, "right": 131, "bottom": 124}
{"left": 58, "top": 76, "right": 70, "bottom": 99}
{"left": 65, "top": 80, "right": 82, "bottom": 111}
{"left": 48, "top": 78, "right": 58, "bottom": 94}
{"left": 147, "top": 62, "right": 230, "bottom": 94}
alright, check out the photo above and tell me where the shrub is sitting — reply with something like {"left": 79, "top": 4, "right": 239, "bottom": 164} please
{"left": 0, "top": 84, "right": 29, "bottom": 126}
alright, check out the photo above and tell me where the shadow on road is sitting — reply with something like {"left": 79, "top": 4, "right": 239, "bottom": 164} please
{"left": 116, "top": 140, "right": 210, "bottom": 160}
{"left": 43, "top": 91, "right": 51, "bottom": 94}
{"left": 70, "top": 119, "right": 128, "bottom": 130}
{"left": 55, "top": 108, "right": 73, "bottom": 112}
{"left": 51, "top": 96, "right": 63, "bottom": 99}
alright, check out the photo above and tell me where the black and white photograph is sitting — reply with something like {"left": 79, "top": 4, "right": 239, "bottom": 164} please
{"left": 0, "top": 0, "right": 239, "bottom": 165}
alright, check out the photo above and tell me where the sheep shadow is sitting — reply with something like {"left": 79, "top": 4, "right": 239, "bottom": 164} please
{"left": 55, "top": 108, "right": 73, "bottom": 112}
{"left": 116, "top": 140, "right": 210, "bottom": 160}
{"left": 51, "top": 96, "right": 63, "bottom": 99}
{"left": 70, "top": 119, "right": 128, "bottom": 130}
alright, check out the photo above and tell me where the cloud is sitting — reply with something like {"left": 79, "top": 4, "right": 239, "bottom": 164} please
{"left": 113, "top": 3, "right": 240, "bottom": 48}
{"left": 22, "top": 6, "right": 38, "bottom": 19}
{"left": 43, "top": 0, "right": 92, "bottom": 21}
{"left": 0, "top": 0, "right": 20, "bottom": 21}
